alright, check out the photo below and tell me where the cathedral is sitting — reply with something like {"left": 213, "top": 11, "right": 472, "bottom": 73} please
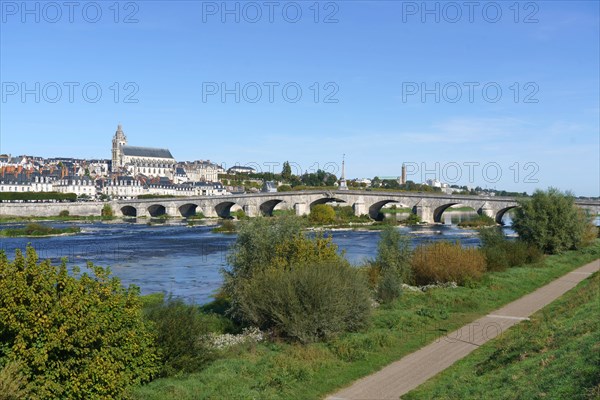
{"left": 111, "top": 125, "right": 177, "bottom": 178}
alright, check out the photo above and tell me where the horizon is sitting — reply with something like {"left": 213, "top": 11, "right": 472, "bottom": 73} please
{"left": 1, "top": 1, "right": 599, "bottom": 196}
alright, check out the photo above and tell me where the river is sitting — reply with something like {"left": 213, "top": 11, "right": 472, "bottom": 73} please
{"left": 0, "top": 211, "right": 534, "bottom": 304}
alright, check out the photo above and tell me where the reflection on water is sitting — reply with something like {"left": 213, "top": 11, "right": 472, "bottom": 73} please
{"left": 0, "top": 213, "right": 540, "bottom": 304}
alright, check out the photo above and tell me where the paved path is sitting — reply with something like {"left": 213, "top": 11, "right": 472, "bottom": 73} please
{"left": 327, "top": 259, "right": 600, "bottom": 400}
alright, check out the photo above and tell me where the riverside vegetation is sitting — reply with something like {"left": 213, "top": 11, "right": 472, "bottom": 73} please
{"left": 0, "top": 189, "right": 598, "bottom": 399}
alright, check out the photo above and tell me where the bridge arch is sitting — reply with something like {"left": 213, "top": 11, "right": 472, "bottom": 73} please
{"left": 368, "top": 200, "right": 402, "bottom": 221}
{"left": 179, "top": 203, "right": 200, "bottom": 217}
{"left": 260, "top": 199, "right": 284, "bottom": 216}
{"left": 215, "top": 201, "right": 237, "bottom": 219}
{"left": 147, "top": 204, "right": 166, "bottom": 217}
{"left": 309, "top": 197, "right": 347, "bottom": 209}
{"left": 433, "top": 203, "right": 461, "bottom": 223}
{"left": 120, "top": 205, "right": 137, "bottom": 217}
{"left": 496, "top": 206, "right": 518, "bottom": 225}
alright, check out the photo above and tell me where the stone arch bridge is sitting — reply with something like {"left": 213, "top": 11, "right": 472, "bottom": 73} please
{"left": 111, "top": 190, "right": 599, "bottom": 224}
{"left": 2, "top": 191, "right": 598, "bottom": 223}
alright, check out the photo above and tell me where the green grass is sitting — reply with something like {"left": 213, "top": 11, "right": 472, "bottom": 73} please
{"left": 0, "top": 223, "right": 81, "bottom": 237}
{"left": 404, "top": 271, "right": 600, "bottom": 399}
{"left": 130, "top": 242, "right": 600, "bottom": 400}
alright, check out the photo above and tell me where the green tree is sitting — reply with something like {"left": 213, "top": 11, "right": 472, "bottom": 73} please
{"left": 281, "top": 161, "right": 292, "bottom": 182}
{"left": 309, "top": 204, "right": 336, "bottom": 225}
{"left": 512, "top": 188, "right": 595, "bottom": 254}
{"left": 0, "top": 247, "right": 159, "bottom": 399}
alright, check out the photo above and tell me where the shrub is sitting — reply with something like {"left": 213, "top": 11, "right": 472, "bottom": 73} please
{"left": 58, "top": 210, "right": 69, "bottom": 217}
{"left": 376, "top": 269, "right": 402, "bottom": 304}
{"left": 512, "top": 188, "right": 595, "bottom": 254}
{"left": 411, "top": 241, "right": 486, "bottom": 285}
{"left": 402, "top": 213, "right": 421, "bottom": 225}
{"left": 234, "top": 209, "right": 246, "bottom": 220}
{"left": 277, "top": 185, "right": 292, "bottom": 192}
{"left": 309, "top": 204, "right": 336, "bottom": 225}
{"left": 0, "top": 247, "right": 159, "bottom": 399}
{"left": 212, "top": 219, "right": 237, "bottom": 233}
{"left": 236, "top": 261, "right": 371, "bottom": 343}
{"left": 479, "top": 228, "right": 543, "bottom": 271}
{"left": 372, "top": 226, "right": 412, "bottom": 302}
{"left": 223, "top": 216, "right": 369, "bottom": 342}
{"left": 101, "top": 204, "right": 114, "bottom": 218}
{"left": 144, "top": 298, "right": 215, "bottom": 376}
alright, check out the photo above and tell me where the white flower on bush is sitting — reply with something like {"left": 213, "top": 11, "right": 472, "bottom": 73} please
{"left": 206, "top": 327, "right": 264, "bottom": 350}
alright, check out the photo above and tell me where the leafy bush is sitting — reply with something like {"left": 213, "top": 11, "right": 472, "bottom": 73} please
{"left": 277, "top": 185, "right": 292, "bottom": 192}
{"left": 223, "top": 217, "right": 369, "bottom": 342}
{"left": 401, "top": 213, "right": 421, "bottom": 225}
{"left": 512, "top": 188, "right": 595, "bottom": 254}
{"left": 144, "top": 298, "right": 215, "bottom": 376}
{"left": 212, "top": 220, "right": 237, "bottom": 233}
{"left": 309, "top": 204, "right": 336, "bottom": 225}
{"left": 372, "top": 226, "right": 412, "bottom": 302}
{"left": 234, "top": 209, "right": 247, "bottom": 220}
{"left": 479, "top": 228, "right": 543, "bottom": 271}
{"left": 411, "top": 241, "right": 486, "bottom": 285}
{"left": 236, "top": 262, "right": 371, "bottom": 343}
{"left": 58, "top": 210, "right": 70, "bottom": 217}
{"left": 0, "top": 247, "right": 159, "bottom": 399}
{"left": 101, "top": 204, "right": 114, "bottom": 218}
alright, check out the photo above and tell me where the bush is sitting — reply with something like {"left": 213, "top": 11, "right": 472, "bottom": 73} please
{"left": 144, "top": 298, "right": 215, "bottom": 376}
{"left": 236, "top": 261, "right": 371, "bottom": 343}
{"left": 234, "top": 209, "right": 246, "bottom": 220}
{"left": 58, "top": 210, "right": 70, "bottom": 217}
{"left": 309, "top": 204, "right": 336, "bottom": 225}
{"left": 411, "top": 241, "right": 486, "bottom": 285}
{"left": 479, "top": 228, "right": 543, "bottom": 271}
{"left": 372, "top": 226, "right": 412, "bottom": 302}
{"left": 512, "top": 188, "right": 595, "bottom": 254}
{"left": 402, "top": 213, "right": 421, "bottom": 225}
{"left": 101, "top": 204, "right": 114, "bottom": 218}
{"left": 223, "top": 216, "right": 369, "bottom": 342}
{"left": 277, "top": 185, "right": 292, "bottom": 192}
{"left": 0, "top": 247, "right": 159, "bottom": 399}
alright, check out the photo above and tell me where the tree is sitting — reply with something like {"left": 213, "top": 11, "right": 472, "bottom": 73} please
{"left": 281, "top": 161, "right": 292, "bottom": 182}
{"left": 309, "top": 204, "right": 336, "bottom": 224}
{"left": 0, "top": 247, "right": 159, "bottom": 399}
{"left": 512, "top": 188, "right": 595, "bottom": 254}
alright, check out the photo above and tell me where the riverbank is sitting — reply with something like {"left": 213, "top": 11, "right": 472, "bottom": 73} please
{"left": 404, "top": 265, "right": 600, "bottom": 399}
{"left": 131, "top": 241, "right": 600, "bottom": 400}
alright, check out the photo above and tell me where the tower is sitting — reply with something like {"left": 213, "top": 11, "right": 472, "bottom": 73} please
{"left": 111, "top": 124, "right": 127, "bottom": 173}
{"left": 339, "top": 154, "right": 348, "bottom": 190}
{"left": 401, "top": 163, "right": 406, "bottom": 185}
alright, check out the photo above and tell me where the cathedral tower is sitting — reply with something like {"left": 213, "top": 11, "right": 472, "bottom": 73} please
{"left": 111, "top": 124, "right": 127, "bottom": 173}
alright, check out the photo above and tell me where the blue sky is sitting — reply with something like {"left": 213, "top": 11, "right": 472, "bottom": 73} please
{"left": 1, "top": 1, "right": 598, "bottom": 196}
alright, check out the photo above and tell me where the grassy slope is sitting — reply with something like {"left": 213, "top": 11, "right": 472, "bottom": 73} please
{"left": 405, "top": 271, "right": 600, "bottom": 400}
{"left": 131, "top": 242, "right": 600, "bottom": 400}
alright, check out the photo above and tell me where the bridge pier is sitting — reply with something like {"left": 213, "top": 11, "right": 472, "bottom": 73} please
{"left": 479, "top": 206, "right": 495, "bottom": 219}
{"left": 353, "top": 200, "right": 367, "bottom": 217}
{"left": 294, "top": 202, "right": 309, "bottom": 216}
{"left": 415, "top": 205, "right": 433, "bottom": 223}
{"left": 166, "top": 205, "right": 179, "bottom": 217}
{"left": 138, "top": 207, "right": 151, "bottom": 218}
{"left": 243, "top": 204, "right": 259, "bottom": 217}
